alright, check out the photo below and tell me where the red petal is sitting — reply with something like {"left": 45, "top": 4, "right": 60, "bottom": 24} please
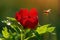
{"left": 29, "top": 8, "right": 38, "bottom": 17}
{"left": 21, "top": 17, "right": 38, "bottom": 29}
{"left": 22, "top": 8, "right": 28, "bottom": 17}
{"left": 19, "top": 8, "right": 24, "bottom": 14}
{"left": 15, "top": 12, "right": 21, "bottom": 21}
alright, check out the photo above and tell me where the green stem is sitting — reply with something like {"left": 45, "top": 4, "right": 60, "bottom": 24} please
{"left": 21, "top": 30, "right": 24, "bottom": 40}
{"left": 17, "top": 26, "right": 24, "bottom": 40}
{"left": 24, "top": 34, "right": 35, "bottom": 40}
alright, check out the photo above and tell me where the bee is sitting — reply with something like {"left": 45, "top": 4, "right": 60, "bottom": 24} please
{"left": 43, "top": 9, "right": 51, "bottom": 15}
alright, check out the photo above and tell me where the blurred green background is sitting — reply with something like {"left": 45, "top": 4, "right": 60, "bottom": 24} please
{"left": 0, "top": 0, "right": 60, "bottom": 40}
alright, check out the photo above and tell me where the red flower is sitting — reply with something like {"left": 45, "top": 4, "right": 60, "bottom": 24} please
{"left": 15, "top": 8, "right": 38, "bottom": 29}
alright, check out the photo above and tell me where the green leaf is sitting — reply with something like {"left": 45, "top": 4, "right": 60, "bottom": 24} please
{"left": 36, "top": 24, "right": 50, "bottom": 34}
{"left": 47, "top": 27, "right": 55, "bottom": 33}
{"left": 24, "top": 29, "right": 30, "bottom": 34}
{"left": 2, "top": 27, "right": 10, "bottom": 38}
{"left": 0, "top": 38, "right": 5, "bottom": 40}
{"left": 2, "top": 19, "right": 19, "bottom": 32}
{"left": 6, "top": 17, "right": 16, "bottom": 21}
{"left": 10, "top": 25, "right": 18, "bottom": 32}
